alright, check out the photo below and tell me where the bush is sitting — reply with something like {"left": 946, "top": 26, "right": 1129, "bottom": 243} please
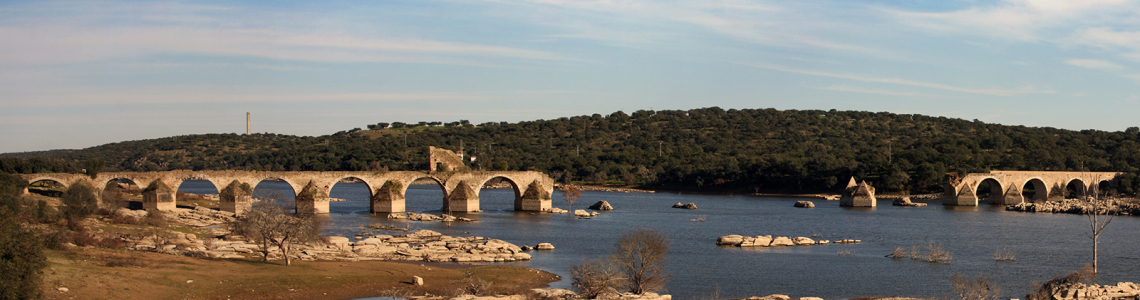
{"left": 612, "top": 229, "right": 670, "bottom": 294}
{"left": 0, "top": 208, "right": 47, "bottom": 300}
{"left": 571, "top": 258, "right": 619, "bottom": 298}
{"left": 144, "top": 210, "right": 166, "bottom": 227}
{"left": 61, "top": 183, "right": 98, "bottom": 221}
{"left": 951, "top": 274, "right": 1001, "bottom": 300}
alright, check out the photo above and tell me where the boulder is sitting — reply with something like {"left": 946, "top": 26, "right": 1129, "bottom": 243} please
{"left": 531, "top": 288, "right": 577, "bottom": 299}
{"left": 536, "top": 243, "right": 555, "bottom": 250}
{"left": 574, "top": 210, "right": 592, "bottom": 217}
{"left": 754, "top": 235, "right": 773, "bottom": 247}
{"left": 794, "top": 201, "right": 815, "bottom": 208}
{"left": 548, "top": 208, "right": 568, "bottom": 214}
{"left": 412, "top": 276, "right": 423, "bottom": 286}
{"left": 792, "top": 237, "right": 816, "bottom": 245}
{"left": 717, "top": 235, "right": 745, "bottom": 246}
{"left": 356, "top": 238, "right": 384, "bottom": 246}
{"left": 672, "top": 202, "right": 698, "bottom": 209}
{"left": 770, "top": 236, "right": 795, "bottom": 246}
{"left": 589, "top": 200, "right": 614, "bottom": 210}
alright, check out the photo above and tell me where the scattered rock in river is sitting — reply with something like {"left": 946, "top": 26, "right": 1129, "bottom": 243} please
{"left": 794, "top": 201, "right": 815, "bottom": 208}
{"left": 536, "top": 243, "right": 555, "bottom": 250}
{"left": 892, "top": 197, "right": 928, "bottom": 207}
{"left": 673, "top": 202, "right": 698, "bottom": 209}
{"left": 589, "top": 200, "right": 614, "bottom": 211}
{"left": 718, "top": 234, "right": 856, "bottom": 247}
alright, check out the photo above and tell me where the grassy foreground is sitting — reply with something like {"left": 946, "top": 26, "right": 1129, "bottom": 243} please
{"left": 41, "top": 247, "right": 560, "bottom": 300}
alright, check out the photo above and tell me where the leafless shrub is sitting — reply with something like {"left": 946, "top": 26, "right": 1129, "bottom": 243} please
{"left": 611, "top": 228, "right": 670, "bottom": 294}
{"left": 571, "top": 258, "right": 619, "bottom": 299}
{"left": 951, "top": 274, "right": 1001, "bottom": 300}
{"left": 886, "top": 246, "right": 908, "bottom": 259}
{"left": 811, "top": 232, "right": 822, "bottom": 238}
{"left": 837, "top": 249, "right": 853, "bottom": 256}
{"left": 919, "top": 241, "right": 953, "bottom": 263}
{"left": 993, "top": 247, "right": 1016, "bottom": 261}
{"left": 456, "top": 270, "right": 490, "bottom": 296}
{"left": 230, "top": 191, "right": 323, "bottom": 266}
{"left": 690, "top": 215, "right": 707, "bottom": 222}
{"left": 144, "top": 210, "right": 166, "bottom": 227}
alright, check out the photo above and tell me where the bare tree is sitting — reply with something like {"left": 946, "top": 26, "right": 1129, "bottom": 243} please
{"left": 1087, "top": 183, "right": 1115, "bottom": 274}
{"left": 611, "top": 228, "right": 670, "bottom": 294}
{"left": 570, "top": 258, "right": 619, "bottom": 298}
{"left": 563, "top": 184, "right": 581, "bottom": 212}
{"left": 231, "top": 191, "right": 323, "bottom": 266}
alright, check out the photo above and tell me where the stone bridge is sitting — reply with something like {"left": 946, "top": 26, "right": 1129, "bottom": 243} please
{"left": 944, "top": 170, "right": 1125, "bottom": 206}
{"left": 20, "top": 170, "right": 554, "bottom": 215}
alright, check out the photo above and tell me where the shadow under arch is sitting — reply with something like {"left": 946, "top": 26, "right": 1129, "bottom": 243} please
{"left": 329, "top": 176, "right": 372, "bottom": 214}
{"left": 476, "top": 176, "right": 522, "bottom": 211}
{"left": 99, "top": 177, "right": 144, "bottom": 209}
{"left": 404, "top": 176, "right": 447, "bottom": 212}
{"left": 974, "top": 178, "right": 1004, "bottom": 205}
{"left": 1065, "top": 179, "right": 1088, "bottom": 199}
{"left": 27, "top": 178, "right": 69, "bottom": 198}
{"left": 1021, "top": 178, "right": 1048, "bottom": 202}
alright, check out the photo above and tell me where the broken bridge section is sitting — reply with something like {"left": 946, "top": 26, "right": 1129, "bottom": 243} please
{"left": 944, "top": 171, "right": 1124, "bottom": 206}
{"left": 19, "top": 170, "right": 555, "bottom": 216}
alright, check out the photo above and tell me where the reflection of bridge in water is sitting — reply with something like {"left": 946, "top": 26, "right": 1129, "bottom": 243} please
{"left": 21, "top": 170, "right": 554, "bottom": 215}
{"left": 944, "top": 170, "right": 1125, "bottom": 206}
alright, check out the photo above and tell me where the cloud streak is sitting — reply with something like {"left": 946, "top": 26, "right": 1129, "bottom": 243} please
{"left": 745, "top": 63, "right": 1054, "bottom": 96}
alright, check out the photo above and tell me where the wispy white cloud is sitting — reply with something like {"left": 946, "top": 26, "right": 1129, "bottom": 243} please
{"left": 814, "top": 85, "right": 949, "bottom": 98}
{"left": 1065, "top": 59, "right": 1125, "bottom": 70}
{"left": 0, "top": 91, "right": 495, "bottom": 109}
{"left": 744, "top": 63, "right": 1054, "bottom": 96}
{"left": 0, "top": 2, "right": 570, "bottom": 67}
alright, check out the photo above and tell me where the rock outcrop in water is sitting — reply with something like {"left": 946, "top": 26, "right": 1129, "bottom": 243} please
{"left": 589, "top": 200, "right": 614, "bottom": 210}
{"left": 1007, "top": 199, "right": 1140, "bottom": 215}
{"left": 794, "top": 201, "right": 815, "bottom": 208}
{"left": 892, "top": 197, "right": 928, "bottom": 207}
{"left": 673, "top": 202, "right": 698, "bottom": 209}
{"left": 717, "top": 234, "right": 857, "bottom": 247}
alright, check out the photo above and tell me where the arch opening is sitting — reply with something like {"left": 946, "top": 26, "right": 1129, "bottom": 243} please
{"left": 28, "top": 179, "right": 67, "bottom": 198}
{"left": 176, "top": 180, "right": 219, "bottom": 209}
{"left": 477, "top": 176, "right": 521, "bottom": 211}
{"left": 974, "top": 178, "right": 1003, "bottom": 205}
{"left": 405, "top": 177, "right": 446, "bottom": 213}
{"left": 253, "top": 178, "right": 297, "bottom": 212}
{"left": 1096, "top": 180, "right": 1115, "bottom": 198}
{"left": 101, "top": 178, "right": 143, "bottom": 210}
{"left": 329, "top": 177, "right": 371, "bottom": 214}
{"left": 1022, "top": 179, "right": 1047, "bottom": 202}
{"left": 1065, "top": 179, "right": 1087, "bottom": 199}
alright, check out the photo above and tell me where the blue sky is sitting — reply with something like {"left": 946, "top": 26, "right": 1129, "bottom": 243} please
{"left": 2, "top": 0, "right": 1140, "bottom": 153}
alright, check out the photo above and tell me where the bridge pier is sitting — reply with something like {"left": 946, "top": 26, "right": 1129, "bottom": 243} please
{"left": 296, "top": 180, "right": 330, "bottom": 214}
{"left": 219, "top": 180, "right": 252, "bottom": 216}
{"left": 370, "top": 181, "right": 405, "bottom": 213}
{"left": 516, "top": 181, "right": 551, "bottom": 211}
{"left": 142, "top": 180, "right": 176, "bottom": 211}
{"left": 445, "top": 181, "right": 480, "bottom": 212}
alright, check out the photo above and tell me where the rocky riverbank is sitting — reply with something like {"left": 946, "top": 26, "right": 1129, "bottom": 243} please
{"left": 1006, "top": 199, "right": 1140, "bottom": 215}
{"left": 556, "top": 183, "right": 656, "bottom": 193}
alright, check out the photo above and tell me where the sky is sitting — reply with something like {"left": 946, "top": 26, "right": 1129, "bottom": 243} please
{"left": 2, "top": 0, "right": 1140, "bottom": 153}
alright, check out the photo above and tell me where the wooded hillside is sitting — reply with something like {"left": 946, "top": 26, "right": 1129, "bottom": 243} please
{"left": 6, "top": 107, "right": 1140, "bottom": 194}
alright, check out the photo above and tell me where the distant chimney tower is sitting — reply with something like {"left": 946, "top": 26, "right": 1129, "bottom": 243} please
{"left": 246, "top": 112, "right": 250, "bottom": 135}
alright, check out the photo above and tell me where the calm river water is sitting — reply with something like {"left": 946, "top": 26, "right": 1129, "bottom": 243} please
{"left": 179, "top": 181, "right": 1140, "bottom": 299}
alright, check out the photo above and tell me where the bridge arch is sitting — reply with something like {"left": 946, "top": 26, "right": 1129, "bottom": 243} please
{"left": 476, "top": 175, "right": 523, "bottom": 211}
{"left": 1019, "top": 177, "right": 1048, "bottom": 202}
{"left": 972, "top": 177, "right": 1004, "bottom": 205}
{"left": 403, "top": 176, "right": 448, "bottom": 212}
{"left": 1064, "top": 178, "right": 1088, "bottom": 199}
{"left": 26, "top": 177, "right": 69, "bottom": 198}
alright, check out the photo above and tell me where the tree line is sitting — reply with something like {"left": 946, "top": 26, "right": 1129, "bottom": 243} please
{"left": 5, "top": 107, "right": 1140, "bottom": 195}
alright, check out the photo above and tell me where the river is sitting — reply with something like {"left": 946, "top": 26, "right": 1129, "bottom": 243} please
{"left": 179, "top": 180, "right": 1140, "bottom": 299}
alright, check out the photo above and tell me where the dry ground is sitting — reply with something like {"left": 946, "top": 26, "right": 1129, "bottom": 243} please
{"left": 42, "top": 247, "right": 560, "bottom": 300}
